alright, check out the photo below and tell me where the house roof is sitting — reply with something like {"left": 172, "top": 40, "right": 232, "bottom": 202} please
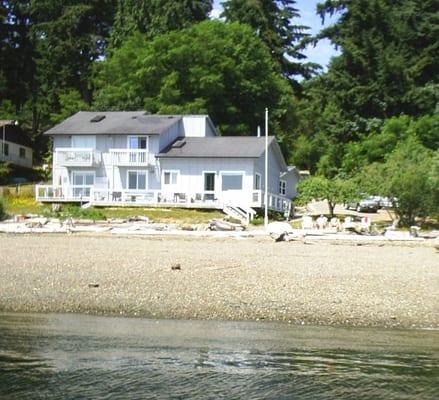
{"left": 2, "top": 125, "right": 33, "bottom": 148}
{"left": 158, "top": 136, "right": 277, "bottom": 158}
{"left": 44, "top": 111, "right": 182, "bottom": 135}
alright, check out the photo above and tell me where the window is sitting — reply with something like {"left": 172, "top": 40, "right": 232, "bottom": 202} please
{"left": 19, "top": 147, "right": 26, "bottom": 159}
{"left": 222, "top": 174, "right": 243, "bottom": 190}
{"left": 279, "top": 180, "right": 286, "bottom": 195}
{"left": 128, "top": 136, "right": 148, "bottom": 149}
{"left": 204, "top": 172, "right": 215, "bottom": 191}
{"left": 163, "top": 171, "right": 178, "bottom": 185}
{"left": 128, "top": 171, "right": 147, "bottom": 190}
{"left": 4, "top": 143, "right": 8, "bottom": 156}
{"left": 254, "top": 173, "right": 261, "bottom": 190}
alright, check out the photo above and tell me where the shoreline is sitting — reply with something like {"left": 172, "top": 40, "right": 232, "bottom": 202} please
{"left": 1, "top": 234, "right": 438, "bottom": 329}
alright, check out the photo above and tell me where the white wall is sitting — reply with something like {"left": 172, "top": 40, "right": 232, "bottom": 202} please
{"left": 254, "top": 144, "right": 283, "bottom": 196}
{"left": 159, "top": 157, "right": 255, "bottom": 203}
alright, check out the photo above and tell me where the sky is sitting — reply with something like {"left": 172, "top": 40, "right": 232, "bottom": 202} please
{"left": 211, "top": 0, "right": 340, "bottom": 71}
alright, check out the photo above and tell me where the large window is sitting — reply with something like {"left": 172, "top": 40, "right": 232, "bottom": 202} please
{"left": 72, "top": 171, "right": 94, "bottom": 197}
{"left": 222, "top": 174, "right": 243, "bottom": 190}
{"left": 128, "top": 170, "right": 147, "bottom": 190}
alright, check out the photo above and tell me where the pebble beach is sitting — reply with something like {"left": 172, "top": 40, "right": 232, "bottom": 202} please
{"left": 0, "top": 233, "right": 438, "bottom": 328}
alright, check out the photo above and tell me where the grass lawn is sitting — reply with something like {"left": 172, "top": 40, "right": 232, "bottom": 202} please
{"left": 0, "top": 184, "right": 225, "bottom": 223}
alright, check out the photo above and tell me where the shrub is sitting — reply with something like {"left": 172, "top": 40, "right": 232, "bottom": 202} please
{"left": 0, "top": 197, "right": 5, "bottom": 220}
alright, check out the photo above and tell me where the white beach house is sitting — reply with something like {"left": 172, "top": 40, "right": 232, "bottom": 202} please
{"left": 36, "top": 112, "right": 299, "bottom": 220}
{"left": 0, "top": 120, "right": 33, "bottom": 169}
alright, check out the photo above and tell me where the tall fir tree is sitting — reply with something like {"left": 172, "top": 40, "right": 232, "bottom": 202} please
{"left": 111, "top": 0, "right": 213, "bottom": 47}
{"left": 221, "top": 0, "right": 318, "bottom": 84}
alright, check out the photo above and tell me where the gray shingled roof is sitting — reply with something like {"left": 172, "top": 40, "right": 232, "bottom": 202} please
{"left": 158, "top": 136, "right": 276, "bottom": 158}
{"left": 44, "top": 111, "right": 181, "bottom": 135}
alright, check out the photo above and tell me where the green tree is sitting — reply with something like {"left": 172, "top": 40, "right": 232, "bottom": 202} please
{"left": 222, "top": 0, "right": 318, "bottom": 83}
{"left": 297, "top": 175, "right": 359, "bottom": 217}
{"left": 381, "top": 137, "right": 436, "bottom": 226}
{"left": 94, "top": 20, "right": 296, "bottom": 140}
{"left": 111, "top": 0, "right": 212, "bottom": 46}
{"left": 49, "top": 90, "right": 90, "bottom": 125}
{"left": 0, "top": 162, "right": 11, "bottom": 185}
{"left": 0, "top": 1, "right": 35, "bottom": 112}
{"left": 316, "top": 0, "right": 439, "bottom": 119}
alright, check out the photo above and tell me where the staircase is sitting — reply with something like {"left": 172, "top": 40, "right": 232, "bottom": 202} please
{"left": 223, "top": 204, "right": 256, "bottom": 225}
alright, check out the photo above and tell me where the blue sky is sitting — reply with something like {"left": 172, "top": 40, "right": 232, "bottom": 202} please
{"left": 211, "top": 0, "right": 340, "bottom": 70}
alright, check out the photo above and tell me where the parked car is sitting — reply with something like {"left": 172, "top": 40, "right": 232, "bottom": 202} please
{"left": 345, "top": 196, "right": 380, "bottom": 213}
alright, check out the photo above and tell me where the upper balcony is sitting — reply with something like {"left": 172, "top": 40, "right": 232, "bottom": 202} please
{"left": 55, "top": 148, "right": 101, "bottom": 167}
{"left": 109, "top": 149, "right": 156, "bottom": 167}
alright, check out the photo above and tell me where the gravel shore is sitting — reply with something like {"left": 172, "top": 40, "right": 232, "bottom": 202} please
{"left": 0, "top": 233, "right": 438, "bottom": 328}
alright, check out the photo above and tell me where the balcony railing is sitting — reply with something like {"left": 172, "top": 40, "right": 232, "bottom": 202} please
{"left": 109, "top": 149, "right": 155, "bottom": 166}
{"left": 55, "top": 148, "right": 101, "bottom": 166}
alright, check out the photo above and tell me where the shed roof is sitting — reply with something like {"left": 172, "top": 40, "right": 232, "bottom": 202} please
{"left": 2, "top": 126, "right": 33, "bottom": 147}
{"left": 158, "top": 136, "right": 277, "bottom": 158}
{"left": 44, "top": 111, "right": 182, "bottom": 135}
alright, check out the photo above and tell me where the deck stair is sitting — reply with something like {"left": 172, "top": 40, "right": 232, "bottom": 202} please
{"left": 222, "top": 204, "right": 256, "bottom": 225}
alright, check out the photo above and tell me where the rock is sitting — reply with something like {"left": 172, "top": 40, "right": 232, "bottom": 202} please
{"left": 180, "top": 224, "right": 196, "bottom": 231}
{"left": 268, "top": 221, "right": 293, "bottom": 235}
{"left": 88, "top": 284, "right": 99, "bottom": 288}
{"left": 171, "top": 264, "right": 182, "bottom": 270}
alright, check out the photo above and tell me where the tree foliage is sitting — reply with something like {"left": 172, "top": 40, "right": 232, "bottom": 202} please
{"left": 221, "top": 0, "right": 318, "bottom": 83}
{"left": 297, "top": 176, "right": 359, "bottom": 217}
{"left": 94, "top": 20, "right": 296, "bottom": 140}
{"left": 381, "top": 138, "right": 437, "bottom": 226}
{"left": 111, "top": 0, "right": 212, "bottom": 46}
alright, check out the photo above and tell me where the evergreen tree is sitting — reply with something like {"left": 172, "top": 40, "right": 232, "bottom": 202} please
{"left": 111, "top": 0, "right": 213, "bottom": 47}
{"left": 0, "top": 1, "right": 34, "bottom": 113}
{"left": 221, "top": 0, "right": 318, "bottom": 83}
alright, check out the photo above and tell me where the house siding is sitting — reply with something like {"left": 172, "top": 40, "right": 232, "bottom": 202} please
{"left": 159, "top": 157, "right": 254, "bottom": 203}
{"left": 254, "top": 144, "right": 283, "bottom": 195}
{"left": 0, "top": 141, "right": 33, "bottom": 168}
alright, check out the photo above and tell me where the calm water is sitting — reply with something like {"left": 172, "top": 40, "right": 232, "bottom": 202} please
{"left": 0, "top": 313, "right": 438, "bottom": 399}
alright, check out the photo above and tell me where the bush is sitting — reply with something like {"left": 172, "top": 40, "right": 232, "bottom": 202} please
{"left": 0, "top": 197, "right": 5, "bottom": 220}
{"left": 0, "top": 162, "right": 11, "bottom": 185}
{"left": 47, "top": 205, "right": 106, "bottom": 221}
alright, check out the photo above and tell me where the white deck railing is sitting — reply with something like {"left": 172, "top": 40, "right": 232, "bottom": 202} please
{"left": 55, "top": 148, "right": 101, "bottom": 166}
{"left": 109, "top": 149, "right": 155, "bottom": 166}
{"left": 36, "top": 185, "right": 291, "bottom": 213}
{"left": 36, "top": 185, "right": 93, "bottom": 202}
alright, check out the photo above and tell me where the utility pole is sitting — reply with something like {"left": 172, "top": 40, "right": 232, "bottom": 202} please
{"left": 264, "top": 108, "right": 268, "bottom": 229}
